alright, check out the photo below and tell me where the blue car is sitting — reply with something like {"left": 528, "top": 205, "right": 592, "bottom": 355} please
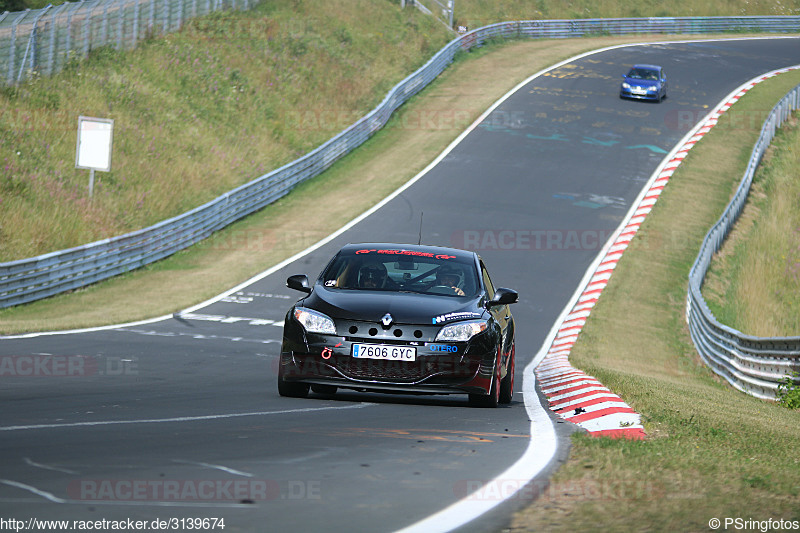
{"left": 620, "top": 64, "right": 667, "bottom": 102}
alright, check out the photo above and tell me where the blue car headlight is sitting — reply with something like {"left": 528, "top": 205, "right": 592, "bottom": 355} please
{"left": 621, "top": 82, "right": 631, "bottom": 89}
{"left": 293, "top": 307, "right": 336, "bottom": 335}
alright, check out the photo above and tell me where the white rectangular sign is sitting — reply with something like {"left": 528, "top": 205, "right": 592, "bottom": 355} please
{"left": 75, "top": 116, "right": 114, "bottom": 172}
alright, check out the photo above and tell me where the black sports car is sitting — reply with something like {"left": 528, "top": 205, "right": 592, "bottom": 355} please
{"left": 278, "top": 243, "right": 518, "bottom": 407}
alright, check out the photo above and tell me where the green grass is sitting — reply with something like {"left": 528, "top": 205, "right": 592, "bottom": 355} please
{"left": 702, "top": 112, "right": 800, "bottom": 337}
{"left": 452, "top": 0, "right": 800, "bottom": 25}
{"left": 0, "top": 0, "right": 451, "bottom": 261}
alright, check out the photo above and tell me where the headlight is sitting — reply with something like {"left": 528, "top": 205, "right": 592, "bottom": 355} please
{"left": 435, "top": 320, "right": 488, "bottom": 342}
{"left": 621, "top": 82, "right": 630, "bottom": 89}
{"left": 293, "top": 308, "right": 336, "bottom": 335}
{"left": 647, "top": 86, "right": 657, "bottom": 92}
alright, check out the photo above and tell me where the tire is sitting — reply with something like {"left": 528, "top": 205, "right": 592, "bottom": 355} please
{"left": 311, "top": 384, "right": 337, "bottom": 395}
{"left": 278, "top": 377, "right": 310, "bottom": 398}
{"left": 499, "top": 343, "right": 515, "bottom": 404}
{"left": 469, "top": 359, "right": 500, "bottom": 408}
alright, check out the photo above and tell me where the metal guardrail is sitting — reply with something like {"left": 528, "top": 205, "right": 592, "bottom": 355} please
{"left": 687, "top": 84, "right": 800, "bottom": 400}
{"left": 0, "top": 0, "right": 250, "bottom": 85}
{"left": 1, "top": 16, "right": 800, "bottom": 309}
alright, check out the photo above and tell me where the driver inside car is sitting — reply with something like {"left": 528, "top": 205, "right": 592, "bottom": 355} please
{"left": 429, "top": 265, "right": 465, "bottom": 296}
{"left": 358, "top": 261, "right": 390, "bottom": 289}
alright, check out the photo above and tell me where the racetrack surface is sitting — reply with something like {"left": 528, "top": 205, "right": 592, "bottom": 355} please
{"left": 2, "top": 37, "right": 799, "bottom": 532}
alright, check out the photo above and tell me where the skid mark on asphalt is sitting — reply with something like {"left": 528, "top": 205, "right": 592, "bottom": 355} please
{"left": 288, "top": 427, "right": 530, "bottom": 443}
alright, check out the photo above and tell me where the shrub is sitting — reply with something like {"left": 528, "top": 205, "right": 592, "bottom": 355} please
{"left": 776, "top": 371, "right": 800, "bottom": 409}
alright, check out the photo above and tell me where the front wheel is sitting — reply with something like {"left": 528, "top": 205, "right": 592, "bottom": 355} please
{"left": 278, "top": 377, "right": 310, "bottom": 398}
{"left": 499, "top": 343, "right": 515, "bottom": 404}
{"left": 468, "top": 359, "right": 500, "bottom": 408}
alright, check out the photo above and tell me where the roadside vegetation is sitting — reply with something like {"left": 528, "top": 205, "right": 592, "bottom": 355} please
{"left": 454, "top": 0, "right": 799, "bottom": 26}
{"left": 0, "top": 0, "right": 450, "bottom": 261}
{"left": 702, "top": 114, "right": 800, "bottom": 337}
{"left": 2, "top": 0, "right": 800, "bottom": 529}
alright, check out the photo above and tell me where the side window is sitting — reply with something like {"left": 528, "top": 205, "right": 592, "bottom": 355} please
{"left": 480, "top": 262, "right": 495, "bottom": 300}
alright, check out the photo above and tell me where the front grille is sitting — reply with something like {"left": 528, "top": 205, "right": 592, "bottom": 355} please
{"left": 338, "top": 358, "right": 428, "bottom": 382}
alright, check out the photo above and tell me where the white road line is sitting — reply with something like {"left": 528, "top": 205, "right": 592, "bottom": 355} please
{"left": 23, "top": 457, "right": 78, "bottom": 475}
{"left": 0, "top": 480, "right": 66, "bottom": 504}
{"left": 172, "top": 460, "right": 254, "bottom": 478}
{"left": 115, "top": 328, "right": 281, "bottom": 343}
{"left": 0, "top": 403, "right": 374, "bottom": 432}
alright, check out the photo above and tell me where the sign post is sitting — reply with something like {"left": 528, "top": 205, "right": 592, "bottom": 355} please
{"left": 75, "top": 116, "right": 114, "bottom": 198}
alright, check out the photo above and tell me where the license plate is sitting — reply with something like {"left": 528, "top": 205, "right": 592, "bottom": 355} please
{"left": 352, "top": 343, "right": 416, "bottom": 361}
{"left": 632, "top": 87, "right": 647, "bottom": 94}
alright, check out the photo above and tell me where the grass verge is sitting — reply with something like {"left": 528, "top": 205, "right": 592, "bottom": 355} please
{"left": 702, "top": 112, "right": 800, "bottom": 337}
{"left": 0, "top": 0, "right": 451, "bottom": 261}
{"left": 510, "top": 70, "right": 800, "bottom": 531}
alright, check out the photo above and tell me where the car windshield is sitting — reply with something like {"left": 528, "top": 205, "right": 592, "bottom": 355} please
{"left": 320, "top": 248, "right": 479, "bottom": 297}
{"left": 627, "top": 68, "right": 659, "bottom": 81}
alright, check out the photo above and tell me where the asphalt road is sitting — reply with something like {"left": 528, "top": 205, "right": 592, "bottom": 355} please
{"left": 2, "top": 37, "right": 799, "bottom": 533}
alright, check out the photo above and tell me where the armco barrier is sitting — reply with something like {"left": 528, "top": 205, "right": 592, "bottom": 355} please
{"left": 1, "top": 17, "right": 800, "bottom": 309}
{"left": 2, "top": 11, "right": 799, "bottom": 86}
{"left": 687, "top": 82, "right": 800, "bottom": 400}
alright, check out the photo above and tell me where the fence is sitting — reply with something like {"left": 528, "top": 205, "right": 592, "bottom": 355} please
{"left": 687, "top": 84, "right": 800, "bottom": 400}
{"left": 0, "top": 0, "right": 250, "bottom": 85}
{"left": 1, "top": 16, "right": 800, "bottom": 310}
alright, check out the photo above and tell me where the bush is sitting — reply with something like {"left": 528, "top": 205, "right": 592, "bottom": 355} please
{"left": 776, "top": 371, "right": 800, "bottom": 409}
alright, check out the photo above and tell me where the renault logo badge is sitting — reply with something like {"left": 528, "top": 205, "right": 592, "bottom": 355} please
{"left": 381, "top": 313, "right": 393, "bottom": 328}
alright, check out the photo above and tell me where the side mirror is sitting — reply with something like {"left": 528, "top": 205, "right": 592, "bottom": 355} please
{"left": 486, "top": 287, "right": 518, "bottom": 308}
{"left": 287, "top": 274, "right": 312, "bottom": 294}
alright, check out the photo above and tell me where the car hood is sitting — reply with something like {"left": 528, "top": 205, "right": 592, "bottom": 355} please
{"left": 299, "top": 286, "right": 486, "bottom": 326}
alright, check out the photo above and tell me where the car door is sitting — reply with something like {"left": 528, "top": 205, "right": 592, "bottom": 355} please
{"left": 480, "top": 261, "right": 513, "bottom": 361}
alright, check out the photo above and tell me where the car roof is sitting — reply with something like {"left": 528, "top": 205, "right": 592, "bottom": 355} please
{"left": 339, "top": 243, "right": 478, "bottom": 262}
{"left": 631, "top": 64, "right": 662, "bottom": 71}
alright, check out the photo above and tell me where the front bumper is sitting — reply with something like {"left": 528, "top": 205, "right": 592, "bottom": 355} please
{"left": 278, "top": 319, "right": 497, "bottom": 396}
{"left": 620, "top": 87, "right": 660, "bottom": 100}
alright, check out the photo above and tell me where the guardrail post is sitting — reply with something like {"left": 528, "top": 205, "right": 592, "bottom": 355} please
{"left": 132, "top": 0, "right": 139, "bottom": 48}
{"left": 116, "top": 0, "right": 124, "bottom": 50}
